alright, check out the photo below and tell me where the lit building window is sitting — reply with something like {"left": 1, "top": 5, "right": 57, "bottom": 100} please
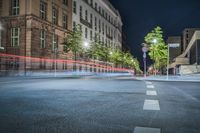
{"left": 11, "top": 27, "right": 20, "bottom": 47}
{"left": 40, "top": 30, "right": 46, "bottom": 48}
{"left": 40, "top": 1, "right": 47, "bottom": 20}
{"left": 11, "top": 0, "right": 19, "bottom": 15}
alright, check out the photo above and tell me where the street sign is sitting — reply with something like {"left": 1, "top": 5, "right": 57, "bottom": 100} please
{"left": 142, "top": 46, "right": 148, "bottom": 53}
{"left": 143, "top": 52, "right": 146, "bottom": 58}
{"left": 168, "top": 43, "right": 180, "bottom": 48}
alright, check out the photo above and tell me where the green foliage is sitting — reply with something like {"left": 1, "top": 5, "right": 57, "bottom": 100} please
{"left": 109, "top": 49, "right": 141, "bottom": 72}
{"left": 63, "top": 24, "right": 83, "bottom": 54}
{"left": 88, "top": 36, "right": 110, "bottom": 61}
{"left": 62, "top": 27, "right": 142, "bottom": 73}
{"left": 144, "top": 26, "right": 168, "bottom": 70}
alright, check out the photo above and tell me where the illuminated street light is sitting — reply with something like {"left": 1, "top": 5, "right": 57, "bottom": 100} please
{"left": 153, "top": 39, "right": 157, "bottom": 44}
{"left": 83, "top": 41, "right": 89, "bottom": 72}
{"left": 83, "top": 41, "right": 89, "bottom": 48}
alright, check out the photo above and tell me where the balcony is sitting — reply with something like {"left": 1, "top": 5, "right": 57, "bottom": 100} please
{"left": 80, "top": 17, "right": 92, "bottom": 29}
{"left": 106, "top": 34, "right": 113, "bottom": 40}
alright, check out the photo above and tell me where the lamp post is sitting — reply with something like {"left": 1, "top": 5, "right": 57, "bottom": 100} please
{"left": 54, "top": 47, "right": 58, "bottom": 77}
{"left": 152, "top": 39, "right": 157, "bottom": 75}
{"left": 142, "top": 45, "right": 148, "bottom": 78}
{"left": 83, "top": 41, "right": 89, "bottom": 72}
{"left": 0, "top": 22, "right": 4, "bottom": 50}
{"left": 109, "top": 51, "right": 113, "bottom": 72}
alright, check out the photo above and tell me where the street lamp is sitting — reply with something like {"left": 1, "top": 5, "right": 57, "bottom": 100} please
{"left": 83, "top": 41, "right": 89, "bottom": 48}
{"left": 153, "top": 39, "right": 157, "bottom": 44}
{"left": 142, "top": 44, "right": 148, "bottom": 78}
{"left": 152, "top": 39, "right": 157, "bottom": 75}
{"left": 54, "top": 47, "right": 58, "bottom": 77}
{"left": 83, "top": 41, "right": 89, "bottom": 72}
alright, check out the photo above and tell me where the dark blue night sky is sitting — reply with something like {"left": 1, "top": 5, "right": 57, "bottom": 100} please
{"left": 109, "top": 0, "right": 200, "bottom": 64}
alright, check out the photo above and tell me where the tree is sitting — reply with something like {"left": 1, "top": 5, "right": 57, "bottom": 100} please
{"left": 88, "top": 36, "right": 111, "bottom": 62}
{"left": 63, "top": 24, "right": 83, "bottom": 70}
{"left": 144, "top": 26, "right": 167, "bottom": 74}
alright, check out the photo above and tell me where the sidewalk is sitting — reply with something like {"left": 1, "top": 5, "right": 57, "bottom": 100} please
{"left": 136, "top": 74, "right": 200, "bottom": 82}
{"left": 0, "top": 71, "right": 134, "bottom": 80}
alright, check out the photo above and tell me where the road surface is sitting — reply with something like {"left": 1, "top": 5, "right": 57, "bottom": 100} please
{"left": 0, "top": 77, "right": 200, "bottom": 133}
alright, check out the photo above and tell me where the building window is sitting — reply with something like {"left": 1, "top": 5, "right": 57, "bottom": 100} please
{"left": 95, "top": 3, "right": 97, "bottom": 10}
{"left": 98, "top": 6, "right": 101, "bottom": 13}
{"left": 52, "top": 32, "right": 58, "bottom": 52}
{"left": 40, "top": 1, "right": 47, "bottom": 20}
{"left": 95, "top": 17, "right": 97, "bottom": 31}
{"left": 85, "top": 10, "right": 88, "bottom": 21}
{"left": 85, "top": 28, "right": 88, "bottom": 39}
{"left": 63, "top": 14, "right": 68, "bottom": 29}
{"left": 73, "top": 1, "right": 77, "bottom": 14}
{"left": 80, "top": 6, "right": 82, "bottom": 18}
{"left": 11, "top": 0, "right": 19, "bottom": 15}
{"left": 73, "top": 21, "right": 76, "bottom": 31}
{"left": 63, "top": 0, "right": 68, "bottom": 6}
{"left": 90, "top": 0, "right": 93, "bottom": 6}
{"left": 99, "top": 19, "right": 101, "bottom": 33}
{"left": 102, "top": 22, "right": 104, "bottom": 34}
{"left": 11, "top": 27, "right": 20, "bottom": 47}
{"left": 90, "top": 30, "right": 93, "bottom": 40}
{"left": 79, "top": 25, "right": 82, "bottom": 33}
{"left": 52, "top": 7, "right": 58, "bottom": 25}
{"left": 90, "top": 13, "right": 93, "bottom": 25}
{"left": 40, "top": 30, "right": 46, "bottom": 48}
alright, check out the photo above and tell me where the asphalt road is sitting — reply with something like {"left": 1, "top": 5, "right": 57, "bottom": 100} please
{"left": 0, "top": 77, "right": 200, "bottom": 133}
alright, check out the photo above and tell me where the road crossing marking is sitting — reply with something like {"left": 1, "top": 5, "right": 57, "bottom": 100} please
{"left": 133, "top": 127, "right": 161, "bottom": 133}
{"left": 145, "top": 81, "right": 152, "bottom": 85}
{"left": 143, "top": 100, "right": 160, "bottom": 111}
{"left": 146, "top": 90, "right": 157, "bottom": 96}
{"left": 146, "top": 85, "right": 155, "bottom": 89}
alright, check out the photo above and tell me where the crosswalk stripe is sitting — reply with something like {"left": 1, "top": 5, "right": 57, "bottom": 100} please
{"left": 133, "top": 127, "right": 161, "bottom": 133}
{"left": 147, "top": 85, "right": 155, "bottom": 89}
{"left": 143, "top": 99, "right": 160, "bottom": 111}
{"left": 146, "top": 90, "right": 157, "bottom": 96}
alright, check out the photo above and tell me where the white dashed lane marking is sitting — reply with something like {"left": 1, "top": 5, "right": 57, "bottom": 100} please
{"left": 143, "top": 100, "right": 160, "bottom": 111}
{"left": 133, "top": 127, "right": 161, "bottom": 133}
{"left": 146, "top": 85, "right": 155, "bottom": 89}
{"left": 146, "top": 90, "right": 157, "bottom": 96}
{"left": 145, "top": 81, "right": 152, "bottom": 85}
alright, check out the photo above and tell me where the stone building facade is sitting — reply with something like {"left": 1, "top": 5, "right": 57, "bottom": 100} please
{"left": 0, "top": 0, "right": 73, "bottom": 73}
{"left": 72, "top": 0, "right": 123, "bottom": 49}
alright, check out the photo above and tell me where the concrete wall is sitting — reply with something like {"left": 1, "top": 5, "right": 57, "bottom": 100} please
{"left": 180, "top": 65, "right": 200, "bottom": 75}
